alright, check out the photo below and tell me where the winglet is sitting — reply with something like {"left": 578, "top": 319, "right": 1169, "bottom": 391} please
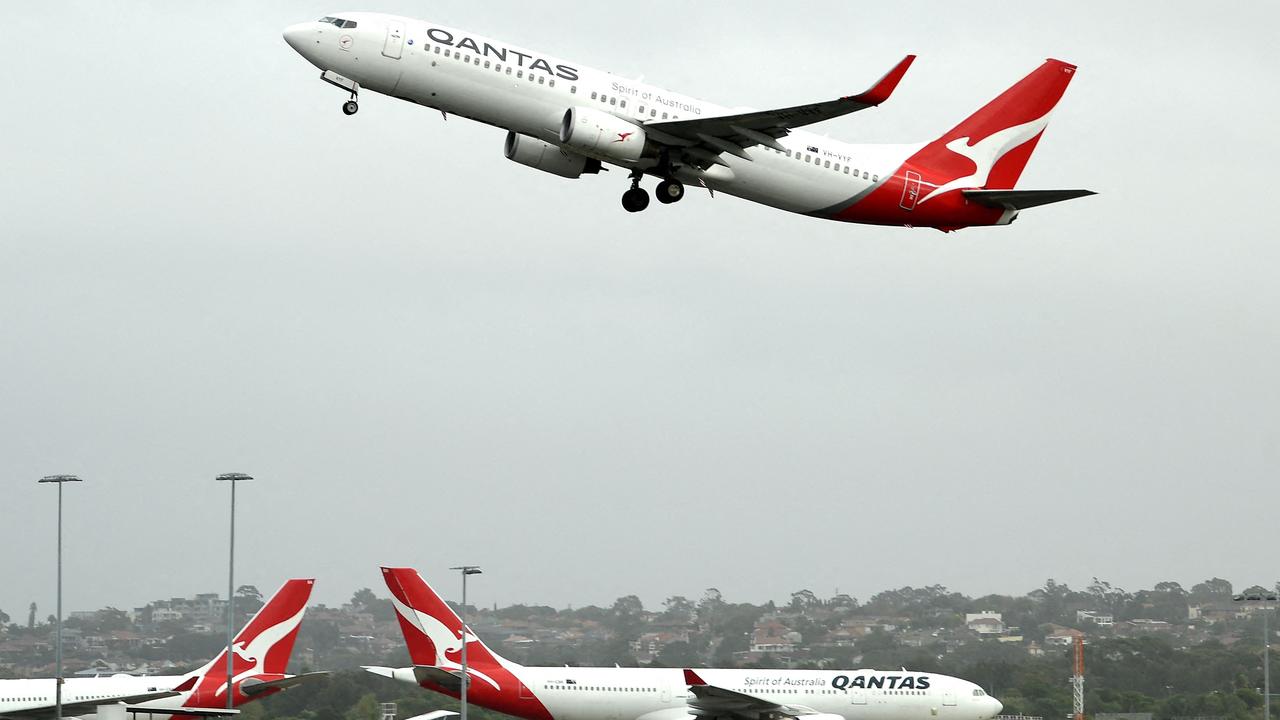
{"left": 848, "top": 54, "right": 916, "bottom": 106}
{"left": 684, "top": 669, "right": 707, "bottom": 686}
{"left": 174, "top": 676, "right": 198, "bottom": 693}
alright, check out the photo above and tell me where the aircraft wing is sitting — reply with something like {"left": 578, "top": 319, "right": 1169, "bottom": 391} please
{"left": 644, "top": 55, "right": 914, "bottom": 167}
{"left": 683, "top": 669, "right": 812, "bottom": 720}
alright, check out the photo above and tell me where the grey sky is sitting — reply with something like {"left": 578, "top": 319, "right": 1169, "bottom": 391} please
{"left": 2, "top": 1, "right": 1277, "bottom": 619}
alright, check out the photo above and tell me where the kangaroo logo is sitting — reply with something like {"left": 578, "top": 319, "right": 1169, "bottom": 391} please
{"left": 389, "top": 594, "right": 502, "bottom": 691}
{"left": 612, "top": 132, "right": 634, "bottom": 143}
{"left": 206, "top": 603, "right": 308, "bottom": 700}
{"left": 918, "top": 110, "right": 1053, "bottom": 204}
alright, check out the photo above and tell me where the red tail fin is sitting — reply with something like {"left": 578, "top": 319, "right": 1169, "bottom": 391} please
{"left": 200, "top": 579, "right": 315, "bottom": 680}
{"left": 381, "top": 567, "right": 505, "bottom": 668}
{"left": 913, "top": 59, "right": 1079, "bottom": 203}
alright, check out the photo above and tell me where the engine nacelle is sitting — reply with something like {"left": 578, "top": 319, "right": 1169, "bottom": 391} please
{"left": 559, "top": 107, "right": 647, "bottom": 163}
{"left": 504, "top": 132, "right": 601, "bottom": 179}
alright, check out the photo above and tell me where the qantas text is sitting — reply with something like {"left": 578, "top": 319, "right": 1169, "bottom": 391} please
{"left": 831, "top": 675, "right": 932, "bottom": 690}
{"left": 424, "top": 28, "right": 579, "bottom": 81}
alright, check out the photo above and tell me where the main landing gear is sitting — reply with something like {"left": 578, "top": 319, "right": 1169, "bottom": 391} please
{"left": 621, "top": 170, "right": 685, "bottom": 213}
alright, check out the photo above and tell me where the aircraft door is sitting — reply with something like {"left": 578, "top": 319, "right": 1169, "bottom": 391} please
{"left": 942, "top": 691, "right": 957, "bottom": 707}
{"left": 899, "top": 170, "right": 922, "bottom": 211}
{"left": 850, "top": 691, "right": 867, "bottom": 705}
{"left": 661, "top": 685, "right": 671, "bottom": 703}
{"left": 382, "top": 20, "right": 405, "bottom": 59}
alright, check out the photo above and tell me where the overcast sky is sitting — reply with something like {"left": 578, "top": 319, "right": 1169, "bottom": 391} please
{"left": 2, "top": 1, "right": 1278, "bottom": 620}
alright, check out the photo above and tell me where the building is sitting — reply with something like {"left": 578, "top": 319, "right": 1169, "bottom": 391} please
{"left": 1076, "top": 610, "right": 1114, "bottom": 626}
{"left": 965, "top": 612, "right": 1005, "bottom": 637}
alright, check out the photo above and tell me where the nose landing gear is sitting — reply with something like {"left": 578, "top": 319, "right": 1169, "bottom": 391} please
{"left": 320, "top": 70, "right": 361, "bottom": 116}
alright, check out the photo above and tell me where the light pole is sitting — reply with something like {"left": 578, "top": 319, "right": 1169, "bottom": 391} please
{"left": 1235, "top": 592, "right": 1278, "bottom": 720}
{"left": 216, "top": 473, "right": 253, "bottom": 710}
{"left": 450, "top": 566, "right": 482, "bottom": 720}
{"left": 38, "top": 475, "right": 83, "bottom": 720}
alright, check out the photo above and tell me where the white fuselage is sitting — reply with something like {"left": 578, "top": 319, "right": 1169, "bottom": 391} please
{"left": 0, "top": 675, "right": 192, "bottom": 720}
{"left": 282, "top": 13, "right": 922, "bottom": 217}
{"left": 520, "top": 668, "right": 997, "bottom": 720}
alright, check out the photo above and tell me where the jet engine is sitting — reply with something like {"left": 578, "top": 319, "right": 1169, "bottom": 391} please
{"left": 504, "top": 132, "right": 601, "bottom": 179}
{"left": 559, "top": 107, "right": 647, "bottom": 163}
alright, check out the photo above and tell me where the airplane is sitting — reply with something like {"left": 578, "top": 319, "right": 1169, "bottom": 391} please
{"left": 282, "top": 13, "right": 1093, "bottom": 231}
{"left": 0, "top": 579, "right": 325, "bottom": 720}
{"left": 365, "top": 568, "right": 1003, "bottom": 720}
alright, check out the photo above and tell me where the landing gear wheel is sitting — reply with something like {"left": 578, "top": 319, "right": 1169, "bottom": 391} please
{"left": 342, "top": 100, "right": 359, "bottom": 115}
{"left": 622, "top": 187, "right": 651, "bottom": 213}
{"left": 656, "top": 179, "right": 685, "bottom": 204}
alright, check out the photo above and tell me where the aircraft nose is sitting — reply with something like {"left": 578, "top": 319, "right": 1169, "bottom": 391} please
{"left": 282, "top": 22, "right": 311, "bottom": 53}
{"left": 988, "top": 697, "right": 1003, "bottom": 717}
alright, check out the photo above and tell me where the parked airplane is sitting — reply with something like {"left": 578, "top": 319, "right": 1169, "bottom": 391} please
{"left": 365, "top": 568, "right": 1003, "bottom": 720}
{"left": 0, "top": 579, "right": 324, "bottom": 720}
{"left": 283, "top": 13, "right": 1092, "bottom": 230}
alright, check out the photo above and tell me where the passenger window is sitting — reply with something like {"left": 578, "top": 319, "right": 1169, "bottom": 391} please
{"left": 571, "top": 85, "right": 578, "bottom": 94}
{"left": 434, "top": 46, "right": 441, "bottom": 54}
{"left": 591, "top": 91, "right": 598, "bottom": 100}
{"left": 805, "top": 154, "right": 812, "bottom": 162}
{"left": 495, "top": 64, "right": 502, "bottom": 72}
{"left": 610, "top": 97, "right": 617, "bottom": 106}
{"left": 464, "top": 55, "right": 471, "bottom": 62}
{"left": 549, "top": 79, "right": 555, "bottom": 87}
{"left": 650, "top": 109, "right": 657, "bottom": 117}
{"left": 506, "top": 67, "right": 512, "bottom": 75}
{"left": 484, "top": 61, "right": 490, "bottom": 68}
{"left": 834, "top": 163, "right": 841, "bottom": 171}
{"left": 662, "top": 112, "right": 668, "bottom": 119}
{"left": 824, "top": 160, "right": 831, "bottom": 168}
{"left": 474, "top": 57, "right": 480, "bottom": 66}
{"left": 517, "top": 70, "right": 523, "bottom": 78}
{"left": 444, "top": 49, "right": 451, "bottom": 57}
{"left": 639, "top": 106, "right": 645, "bottom": 114}
{"left": 873, "top": 175, "right": 879, "bottom": 181}
{"left": 619, "top": 99, "right": 625, "bottom": 108}
{"left": 843, "top": 166, "right": 850, "bottom": 174}
{"left": 538, "top": 76, "right": 545, "bottom": 84}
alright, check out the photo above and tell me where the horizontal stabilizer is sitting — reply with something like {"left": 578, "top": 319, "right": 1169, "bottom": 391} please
{"left": 404, "top": 712, "right": 460, "bottom": 720}
{"left": 124, "top": 707, "right": 240, "bottom": 717}
{"left": 241, "top": 672, "right": 330, "bottom": 696}
{"left": 963, "top": 188, "right": 1096, "bottom": 210}
{"left": 361, "top": 664, "right": 464, "bottom": 690}
{"left": 411, "top": 665, "right": 465, "bottom": 689}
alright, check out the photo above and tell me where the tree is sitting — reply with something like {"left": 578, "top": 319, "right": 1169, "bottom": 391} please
{"left": 351, "top": 588, "right": 378, "bottom": 609}
{"left": 1190, "top": 578, "right": 1234, "bottom": 602}
{"left": 789, "top": 589, "right": 819, "bottom": 613}
{"left": 662, "top": 596, "right": 694, "bottom": 621}
{"left": 0, "top": 608, "right": 9, "bottom": 626}
{"left": 27, "top": 602, "right": 36, "bottom": 629}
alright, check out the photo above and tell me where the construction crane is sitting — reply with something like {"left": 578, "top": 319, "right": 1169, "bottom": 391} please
{"left": 1071, "top": 636, "right": 1085, "bottom": 720}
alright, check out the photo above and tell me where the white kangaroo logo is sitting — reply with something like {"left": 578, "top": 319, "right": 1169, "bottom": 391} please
{"left": 918, "top": 110, "right": 1053, "bottom": 204}
{"left": 209, "top": 604, "right": 308, "bottom": 699}
{"left": 389, "top": 594, "right": 502, "bottom": 691}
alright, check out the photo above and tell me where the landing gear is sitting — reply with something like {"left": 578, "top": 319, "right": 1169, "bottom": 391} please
{"left": 655, "top": 179, "right": 685, "bottom": 204}
{"left": 622, "top": 187, "right": 650, "bottom": 213}
{"left": 621, "top": 169, "right": 650, "bottom": 213}
{"left": 321, "top": 71, "right": 362, "bottom": 117}
{"left": 342, "top": 99, "right": 359, "bottom": 115}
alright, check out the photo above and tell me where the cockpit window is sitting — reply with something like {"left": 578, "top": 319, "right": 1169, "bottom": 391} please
{"left": 973, "top": 690, "right": 985, "bottom": 697}
{"left": 319, "top": 17, "right": 357, "bottom": 28}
